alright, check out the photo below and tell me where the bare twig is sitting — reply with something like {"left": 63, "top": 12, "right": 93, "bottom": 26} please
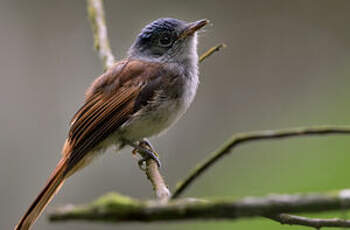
{"left": 49, "top": 190, "right": 350, "bottom": 224}
{"left": 87, "top": 0, "right": 115, "bottom": 69}
{"left": 144, "top": 158, "right": 170, "bottom": 202}
{"left": 199, "top": 43, "right": 226, "bottom": 63}
{"left": 172, "top": 126, "right": 350, "bottom": 199}
{"left": 268, "top": 213, "right": 350, "bottom": 228}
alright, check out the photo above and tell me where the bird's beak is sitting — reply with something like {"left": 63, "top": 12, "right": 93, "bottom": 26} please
{"left": 179, "top": 19, "right": 209, "bottom": 39}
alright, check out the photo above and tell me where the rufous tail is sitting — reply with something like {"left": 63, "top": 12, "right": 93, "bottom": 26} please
{"left": 15, "top": 158, "right": 68, "bottom": 230}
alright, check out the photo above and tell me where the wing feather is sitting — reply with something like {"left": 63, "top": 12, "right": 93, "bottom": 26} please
{"left": 63, "top": 60, "right": 164, "bottom": 175}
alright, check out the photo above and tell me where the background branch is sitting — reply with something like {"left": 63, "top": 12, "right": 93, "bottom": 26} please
{"left": 267, "top": 213, "right": 350, "bottom": 229}
{"left": 49, "top": 189, "right": 350, "bottom": 223}
{"left": 87, "top": 0, "right": 115, "bottom": 70}
{"left": 172, "top": 126, "right": 350, "bottom": 199}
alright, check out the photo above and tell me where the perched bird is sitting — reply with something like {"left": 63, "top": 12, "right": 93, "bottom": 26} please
{"left": 15, "top": 17, "right": 208, "bottom": 230}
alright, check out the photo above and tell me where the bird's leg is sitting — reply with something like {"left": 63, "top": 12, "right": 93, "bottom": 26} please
{"left": 139, "top": 138, "right": 154, "bottom": 150}
{"left": 127, "top": 139, "right": 161, "bottom": 169}
{"left": 137, "top": 139, "right": 161, "bottom": 169}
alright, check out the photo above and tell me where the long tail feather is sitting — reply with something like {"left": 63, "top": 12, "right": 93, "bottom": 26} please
{"left": 15, "top": 158, "right": 67, "bottom": 230}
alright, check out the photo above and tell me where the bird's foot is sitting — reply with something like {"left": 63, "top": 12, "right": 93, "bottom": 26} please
{"left": 130, "top": 139, "right": 161, "bottom": 170}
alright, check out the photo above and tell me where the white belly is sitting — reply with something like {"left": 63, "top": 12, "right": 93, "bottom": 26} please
{"left": 120, "top": 75, "right": 198, "bottom": 142}
{"left": 120, "top": 98, "right": 186, "bottom": 141}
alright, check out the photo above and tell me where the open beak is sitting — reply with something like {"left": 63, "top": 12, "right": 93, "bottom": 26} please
{"left": 180, "top": 19, "right": 209, "bottom": 39}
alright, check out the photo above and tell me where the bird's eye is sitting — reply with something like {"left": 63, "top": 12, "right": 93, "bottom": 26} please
{"left": 159, "top": 32, "right": 173, "bottom": 47}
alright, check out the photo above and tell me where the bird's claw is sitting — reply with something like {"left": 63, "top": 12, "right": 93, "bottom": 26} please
{"left": 133, "top": 140, "right": 161, "bottom": 170}
{"left": 137, "top": 149, "right": 161, "bottom": 170}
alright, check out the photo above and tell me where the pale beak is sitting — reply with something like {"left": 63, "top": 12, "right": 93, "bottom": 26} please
{"left": 180, "top": 19, "right": 209, "bottom": 39}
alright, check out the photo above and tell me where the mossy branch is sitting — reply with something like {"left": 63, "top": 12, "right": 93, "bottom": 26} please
{"left": 49, "top": 190, "right": 350, "bottom": 224}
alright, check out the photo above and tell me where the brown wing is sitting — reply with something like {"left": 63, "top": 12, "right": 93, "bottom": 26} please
{"left": 63, "top": 59, "right": 164, "bottom": 174}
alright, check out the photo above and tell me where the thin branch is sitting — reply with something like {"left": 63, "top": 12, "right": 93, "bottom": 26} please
{"left": 268, "top": 213, "right": 350, "bottom": 228}
{"left": 49, "top": 189, "right": 350, "bottom": 224}
{"left": 144, "top": 158, "right": 170, "bottom": 202}
{"left": 172, "top": 126, "right": 350, "bottom": 199}
{"left": 87, "top": 0, "right": 115, "bottom": 70}
{"left": 199, "top": 43, "right": 226, "bottom": 63}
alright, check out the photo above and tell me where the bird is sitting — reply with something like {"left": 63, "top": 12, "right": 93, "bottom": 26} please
{"left": 15, "top": 17, "right": 208, "bottom": 230}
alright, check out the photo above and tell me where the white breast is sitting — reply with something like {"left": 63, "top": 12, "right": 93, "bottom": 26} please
{"left": 121, "top": 81, "right": 198, "bottom": 142}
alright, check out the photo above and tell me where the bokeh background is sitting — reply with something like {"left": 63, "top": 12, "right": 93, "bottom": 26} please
{"left": 1, "top": 0, "right": 350, "bottom": 229}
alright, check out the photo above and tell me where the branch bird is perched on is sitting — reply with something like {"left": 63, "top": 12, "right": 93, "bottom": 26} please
{"left": 15, "top": 17, "right": 208, "bottom": 230}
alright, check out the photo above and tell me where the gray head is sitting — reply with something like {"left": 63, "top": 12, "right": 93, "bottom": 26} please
{"left": 128, "top": 18, "right": 208, "bottom": 63}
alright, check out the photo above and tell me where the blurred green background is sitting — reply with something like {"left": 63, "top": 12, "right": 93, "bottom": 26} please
{"left": 1, "top": 0, "right": 350, "bottom": 229}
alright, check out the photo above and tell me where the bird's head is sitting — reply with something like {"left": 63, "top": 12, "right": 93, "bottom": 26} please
{"left": 128, "top": 18, "right": 208, "bottom": 64}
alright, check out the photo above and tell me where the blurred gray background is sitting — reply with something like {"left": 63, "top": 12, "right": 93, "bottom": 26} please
{"left": 1, "top": 0, "right": 350, "bottom": 229}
